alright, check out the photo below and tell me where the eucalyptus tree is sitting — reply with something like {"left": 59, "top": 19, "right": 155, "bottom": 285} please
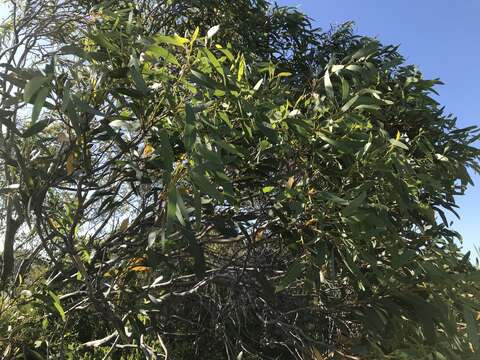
{"left": 0, "top": 1, "right": 479, "bottom": 359}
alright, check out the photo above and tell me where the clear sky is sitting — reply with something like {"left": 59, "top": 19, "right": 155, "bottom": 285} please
{"left": 278, "top": 0, "right": 480, "bottom": 258}
{"left": 0, "top": 2, "right": 479, "bottom": 258}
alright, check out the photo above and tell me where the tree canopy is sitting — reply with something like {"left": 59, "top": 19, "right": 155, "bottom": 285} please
{"left": 0, "top": 1, "right": 479, "bottom": 359}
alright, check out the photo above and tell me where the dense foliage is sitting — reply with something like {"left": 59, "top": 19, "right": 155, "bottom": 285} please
{"left": 0, "top": 0, "right": 479, "bottom": 358}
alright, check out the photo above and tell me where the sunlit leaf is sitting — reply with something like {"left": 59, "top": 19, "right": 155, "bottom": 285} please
{"left": 206, "top": 25, "right": 220, "bottom": 39}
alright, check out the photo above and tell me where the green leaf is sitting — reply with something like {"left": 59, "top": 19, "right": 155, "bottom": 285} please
{"left": 184, "top": 103, "right": 197, "bottom": 151}
{"left": 276, "top": 262, "right": 303, "bottom": 292}
{"left": 22, "top": 118, "right": 50, "bottom": 137}
{"left": 166, "top": 185, "right": 178, "bottom": 232}
{"left": 463, "top": 306, "right": 479, "bottom": 351}
{"left": 215, "top": 139, "right": 244, "bottom": 158}
{"left": 324, "top": 68, "right": 334, "bottom": 99}
{"left": 182, "top": 226, "right": 206, "bottom": 278}
{"left": 59, "top": 45, "right": 88, "bottom": 58}
{"left": 353, "top": 96, "right": 383, "bottom": 110}
{"left": 262, "top": 186, "right": 275, "bottom": 193}
{"left": 24, "top": 76, "right": 47, "bottom": 103}
{"left": 146, "top": 45, "right": 180, "bottom": 65}
{"left": 341, "top": 95, "right": 385, "bottom": 113}
{"left": 341, "top": 95, "right": 360, "bottom": 113}
{"left": 130, "top": 67, "right": 149, "bottom": 94}
{"left": 317, "top": 191, "right": 349, "bottom": 206}
{"left": 175, "top": 190, "right": 189, "bottom": 225}
{"left": 160, "top": 130, "right": 174, "bottom": 163}
{"left": 48, "top": 291, "right": 66, "bottom": 322}
{"left": 217, "top": 46, "right": 235, "bottom": 62}
{"left": 0, "top": 114, "right": 21, "bottom": 136}
{"left": 342, "top": 192, "right": 367, "bottom": 216}
{"left": 203, "top": 48, "right": 225, "bottom": 79}
{"left": 74, "top": 98, "right": 105, "bottom": 117}
{"left": 23, "top": 349, "right": 44, "bottom": 360}
{"left": 191, "top": 26, "right": 200, "bottom": 44}
{"left": 190, "top": 169, "right": 224, "bottom": 202}
{"left": 351, "top": 42, "right": 379, "bottom": 60}
{"left": 31, "top": 87, "right": 49, "bottom": 123}
{"left": 340, "top": 250, "right": 367, "bottom": 288}
{"left": 190, "top": 69, "right": 222, "bottom": 90}
{"left": 341, "top": 77, "right": 350, "bottom": 101}
{"left": 391, "top": 249, "right": 416, "bottom": 269}
{"left": 193, "top": 184, "right": 202, "bottom": 230}
{"left": 154, "top": 34, "right": 189, "bottom": 47}
{"left": 389, "top": 138, "right": 409, "bottom": 150}
{"left": 316, "top": 131, "right": 352, "bottom": 153}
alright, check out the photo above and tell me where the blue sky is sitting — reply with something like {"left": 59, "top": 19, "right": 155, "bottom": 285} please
{"left": 0, "top": 2, "right": 479, "bottom": 257}
{"left": 278, "top": 0, "right": 480, "bottom": 257}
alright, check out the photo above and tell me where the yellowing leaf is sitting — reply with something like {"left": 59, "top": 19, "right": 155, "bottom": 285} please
{"left": 237, "top": 55, "right": 245, "bottom": 82}
{"left": 286, "top": 176, "right": 295, "bottom": 190}
{"left": 154, "top": 34, "right": 189, "bottom": 47}
{"left": 66, "top": 152, "right": 75, "bottom": 175}
{"left": 130, "top": 266, "right": 151, "bottom": 272}
{"left": 191, "top": 26, "right": 200, "bottom": 44}
{"left": 50, "top": 219, "right": 62, "bottom": 230}
{"left": 396, "top": 130, "right": 401, "bottom": 141}
{"left": 129, "top": 257, "right": 146, "bottom": 264}
{"left": 142, "top": 144, "right": 155, "bottom": 157}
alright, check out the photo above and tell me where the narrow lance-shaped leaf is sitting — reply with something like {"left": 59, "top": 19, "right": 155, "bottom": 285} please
{"left": 130, "top": 66, "right": 149, "bottom": 94}
{"left": 206, "top": 25, "right": 220, "bottom": 39}
{"left": 184, "top": 103, "right": 197, "bottom": 151}
{"left": 276, "top": 262, "right": 303, "bottom": 292}
{"left": 49, "top": 291, "right": 66, "bottom": 322}
{"left": 24, "top": 76, "right": 47, "bottom": 103}
{"left": 190, "top": 169, "right": 224, "bottom": 203}
{"left": 324, "top": 68, "right": 334, "bottom": 99}
{"left": 147, "top": 45, "right": 180, "bottom": 65}
{"left": 342, "top": 192, "right": 367, "bottom": 216}
{"left": 389, "top": 138, "right": 409, "bottom": 150}
{"left": 166, "top": 185, "right": 178, "bottom": 232}
{"left": 22, "top": 118, "right": 50, "bottom": 137}
{"left": 351, "top": 41, "right": 379, "bottom": 60}
{"left": 31, "top": 86, "right": 49, "bottom": 123}
{"left": 463, "top": 306, "right": 480, "bottom": 352}
{"left": 203, "top": 48, "right": 225, "bottom": 80}
{"left": 154, "top": 34, "right": 189, "bottom": 47}
{"left": 341, "top": 76, "right": 350, "bottom": 101}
